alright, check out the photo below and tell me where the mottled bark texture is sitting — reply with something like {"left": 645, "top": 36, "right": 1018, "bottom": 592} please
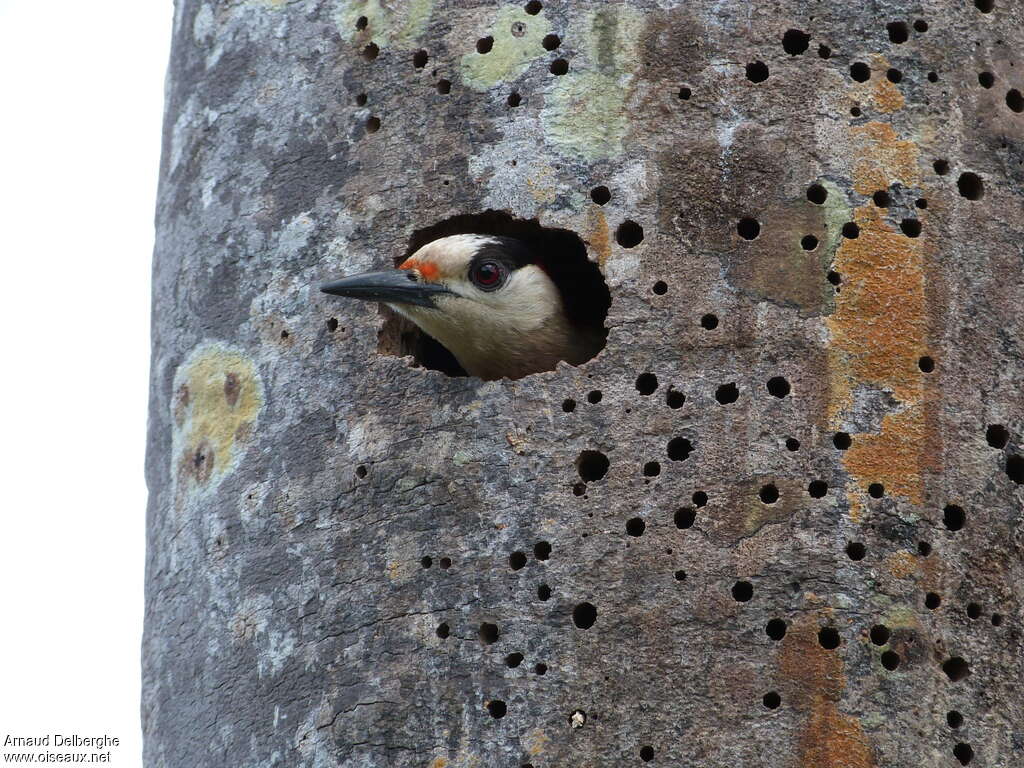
{"left": 144, "top": 0, "right": 1024, "bottom": 766}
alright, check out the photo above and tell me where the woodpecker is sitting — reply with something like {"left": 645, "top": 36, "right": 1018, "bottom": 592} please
{"left": 320, "top": 234, "right": 604, "bottom": 380}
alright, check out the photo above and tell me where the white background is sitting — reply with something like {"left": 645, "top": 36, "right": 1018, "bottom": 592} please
{"left": 0, "top": 1, "right": 172, "bottom": 764}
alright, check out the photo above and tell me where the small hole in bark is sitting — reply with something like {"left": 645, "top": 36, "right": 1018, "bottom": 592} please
{"left": 355, "top": 92, "right": 367, "bottom": 106}
{"left": 927, "top": 71, "right": 938, "bottom": 82}
{"left": 573, "top": 602, "right": 597, "bottom": 629}
{"left": 974, "top": 0, "right": 993, "bottom": 11}
{"left": 572, "top": 483, "right": 585, "bottom": 496}
{"left": 509, "top": 551, "right": 527, "bottom": 570}
{"left": 841, "top": 222, "right": 860, "bottom": 238}
{"left": 881, "top": 650, "right": 901, "bottom": 670}
{"left": 762, "top": 691, "right": 781, "bottom": 709}
{"left": 666, "top": 389, "right": 685, "bottom": 408}
{"left": 986, "top": 424, "right": 1009, "bottom": 448}
{"left": 850, "top": 106, "right": 862, "bottom": 116}
{"left": 925, "top": 592, "right": 941, "bottom": 609}
{"left": 674, "top": 569, "right": 687, "bottom": 581}
{"left": 636, "top": 372, "right": 658, "bottom": 395}
{"left": 801, "top": 234, "right": 819, "bottom": 250}
{"left": 480, "top": 623, "right": 500, "bottom": 644}
{"left": 957, "top": 172, "right": 984, "bottom": 199}
{"left": 361, "top": 43, "right": 379, "bottom": 60}
{"left": 667, "top": 437, "right": 693, "bottom": 461}
{"left": 834, "top": 432, "right": 852, "bottom": 449}
{"left": 901, "top": 218, "right": 921, "bottom": 237}
{"left": 818, "top": 627, "right": 841, "bottom": 649}
{"left": 534, "top": 662, "right": 547, "bottom": 675}
{"left": 887, "top": 68, "right": 902, "bottom": 83}
{"left": 868, "top": 483, "right": 885, "bottom": 498}
{"left": 591, "top": 185, "right": 611, "bottom": 205}
{"left": 966, "top": 602, "right": 982, "bottom": 619}
{"left": 550, "top": 58, "right": 569, "bottom": 75}
{"left": 693, "top": 491, "right": 708, "bottom": 506}
{"left": 678, "top": 86, "right": 692, "bottom": 100}
{"left": 1007, "top": 88, "right": 1024, "bottom": 112}
{"left": 782, "top": 29, "right": 810, "bottom": 55}
{"left": 700, "top": 313, "right": 719, "bottom": 329}
{"left": 870, "top": 624, "right": 890, "bottom": 645}
{"left": 507, "top": 91, "right": 522, "bottom": 107}
{"left": 807, "top": 184, "right": 828, "bottom": 203}
{"left": 476, "top": 36, "right": 494, "bottom": 54}
{"left": 737, "top": 217, "right": 760, "bottom": 239}
{"left": 808, "top": 480, "right": 828, "bottom": 498}
{"left": 436, "top": 79, "right": 451, "bottom": 94}
{"left": 767, "top": 376, "right": 790, "bottom": 397}
{"left": 991, "top": 613, "right": 1003, "bottom": 626}
{"left": 933, "top": 159, "right": 950, "bottom": 175}
{"left": 487, "top": 700, "right": 507, "bottom": 718}
{"left": 732, "top": 580, "right": 753, "bottom": 602}
{"left": 947, "top": 711, "right": 964, "bottom": 728}
{"left": 759, "top": 484, "right": 779, "bottom": 504}
{"left": 413, "top": 49, "right": 428, "bottom": 68}
{"left": 953, "top": 744, "right": 973, "bottom": 765}
{"left": 534, "top": 541, "right": 551, "bottom": 560}
{"left": 674, "top": 507, "right": 696, "bottom": 529}
{"left": 440, "top": 557, "right": 452, "bottom": 569}
{"left": 616, "top": 220, "right": 644, "bottom": 247}
{"left": 562, "top": 398, "right": 576, "bottom": 413}
{"left": 436, "top": 622, "right": 450, "bottom": 638}
{"left": 421, "top": 556, "right": 433, "bottom": 568}
{"left": 355, "top": 15, "right": 368, "bottom": 29}
{"left": 577, "top": 451, "right": 609, "bottom": 481}
{"left": 914, "top": 19, "right": 928, "bottom": 32}
{"left": 846, "top": 542, "right": 866, "bottom": 560}
{"left": 280, "top": 329, "right": 290, "bottom": 339}
{"left": 918, "top": 541, "right": 932, "bottom": 556}
{"left": 978, "top": 71, "right": 995, "bottom": 88}
{"left": 943, "top": 504, "right": 966, "bottom": 531}
{"left": 873, "top": 190, "right": 891, "bottom": 207}
{"left": 355, "top": 465, "right": 367, "bottom": 478}
{"left": 652, "top": 280, "right": 668, "bottom": 295}
{"left": 1008, "top": 454, "right": 1024, "bottom": 483}
{"left": 766, "top": 618, "right": 787, "bottom": 640}
{"left": 538, "top": 584, "right": 551, "bottom": 601}
{"left": 887, "top": 21, "right": 909, "bottom": 43}
{"left": 746, "top": 61, "right": 769, "bottom": 82}
{"left": 850, "top": 62, "right": 871, "bottom": 81}
{"left": 639, "top": 746, "right": 655, "bottom": 762}
{"left": 365, "top": 116, "right": 381, "bottom": 133}
{"left": 643, "top": 461, "right": 661, "bottom": 477}
{"left": 943, "top": 657, "right": 970, "bottom": 681}
{"left": 524, "top": 0, "right": 542, "bottom": 13}
{"left": 542, "top": 33, "right": 560, "bottom": 50}
{"left": 626, "top": 517, "right": 646, "bottom": 537}
{"left": 327, "top": 317, "right": 339, "bottom": 331}
{"left": 918, "top": 355, "right": 935, "bottom": 372}
{"left": 587, "top": 390, "right": 602, "bottom": 404}
{"left": 786, "top": 438, "right": 800, "bottom": 451}
{"left": 715, "top": 383, "right": 739, "bottom": 404}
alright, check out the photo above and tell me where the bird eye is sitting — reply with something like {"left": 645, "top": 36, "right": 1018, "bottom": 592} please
{"left": 470, "top": 259, "right": 506, "bottom": 291}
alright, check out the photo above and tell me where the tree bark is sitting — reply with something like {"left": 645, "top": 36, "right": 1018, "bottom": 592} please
{"left": 145, "top": 1, "right": 1024, "bottom": 766}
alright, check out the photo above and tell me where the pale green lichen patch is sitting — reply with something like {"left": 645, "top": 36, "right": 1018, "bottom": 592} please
{"left": 172, "top": 342, "right": 264, "bottom": 497}
{"left": 460, "top": 5, "right": 550, "bottom": 91}
{"left": 336, "top": 0, "right": 434, "bottom": 48}
{"left": 541, "top": 6, "right": 644, "bottom": 161}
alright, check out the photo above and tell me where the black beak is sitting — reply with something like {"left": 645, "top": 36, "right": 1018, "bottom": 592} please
{"left": 319, "top": 270, "right": 449, "bottom": 308}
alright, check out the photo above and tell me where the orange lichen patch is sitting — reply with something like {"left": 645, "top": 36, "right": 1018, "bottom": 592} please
{"left": 522, "top": 728, "right": 550, "bottom": 756}
{"left": 849, "top": 122, "right": 920, "bottom": 196}
{"left": 586, "top": 205, "right": 612, "bottom": 269}
{"left": 885, "top": 550, "right": 918, "bottom": 579}
{"left": 872, "top": 77, "right": 904, "bottom": 114}
{"left": 428, "top": 758, "right": 448, "bottom": 768}
{"left": 778, "top": 617, "right": 876, "bottom": 768}
{"left": 842, "top": 407, "right": 928, "bottom": 504}
{"left": 399, "top": 258, "right": 440, "bottom": 281}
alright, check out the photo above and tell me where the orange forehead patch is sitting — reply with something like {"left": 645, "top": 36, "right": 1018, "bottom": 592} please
{"left": 399, "top": 258, "right": 440, "bottom": 282}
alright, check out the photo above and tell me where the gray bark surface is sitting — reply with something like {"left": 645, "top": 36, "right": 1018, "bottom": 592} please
{"left": 145, "top": 1, "right": 1024, "bottom": 766}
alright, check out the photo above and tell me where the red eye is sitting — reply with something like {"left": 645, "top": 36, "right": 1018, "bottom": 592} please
{"left": 470, "top": 260, "right": 506, "bottom": 291}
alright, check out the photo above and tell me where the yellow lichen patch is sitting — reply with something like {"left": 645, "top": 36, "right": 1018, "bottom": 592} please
{"left": 336, "top": 0, "right": 434, "bottom": 48}
{"left": 428, "top": 758, "right": 448, "bottom": 768}
{"left": 172, "top": 342, "right": 263, "bottom": 496}
{"left": 885, "top": 550, "right": 918, "bottom": 579}
{"left": 460, "top": 5, "right": 550, "bottom": 91}
{"left": 586, "top": 206, "right": 612, "bottom": 269}
{"left": 778, "top": 617, "right": 877, "bottom": 768}
{"left": 872, "top": 76, "right": 905, "bottom": 114}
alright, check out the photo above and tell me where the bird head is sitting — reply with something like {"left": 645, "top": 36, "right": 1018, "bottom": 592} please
{"left": 321, "top": 234, "right": 595, "bottom": 380}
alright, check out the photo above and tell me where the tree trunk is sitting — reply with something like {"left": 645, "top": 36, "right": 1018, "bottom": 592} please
{"left": 144, "top": 1, "right": 1024, "bottom": 766}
